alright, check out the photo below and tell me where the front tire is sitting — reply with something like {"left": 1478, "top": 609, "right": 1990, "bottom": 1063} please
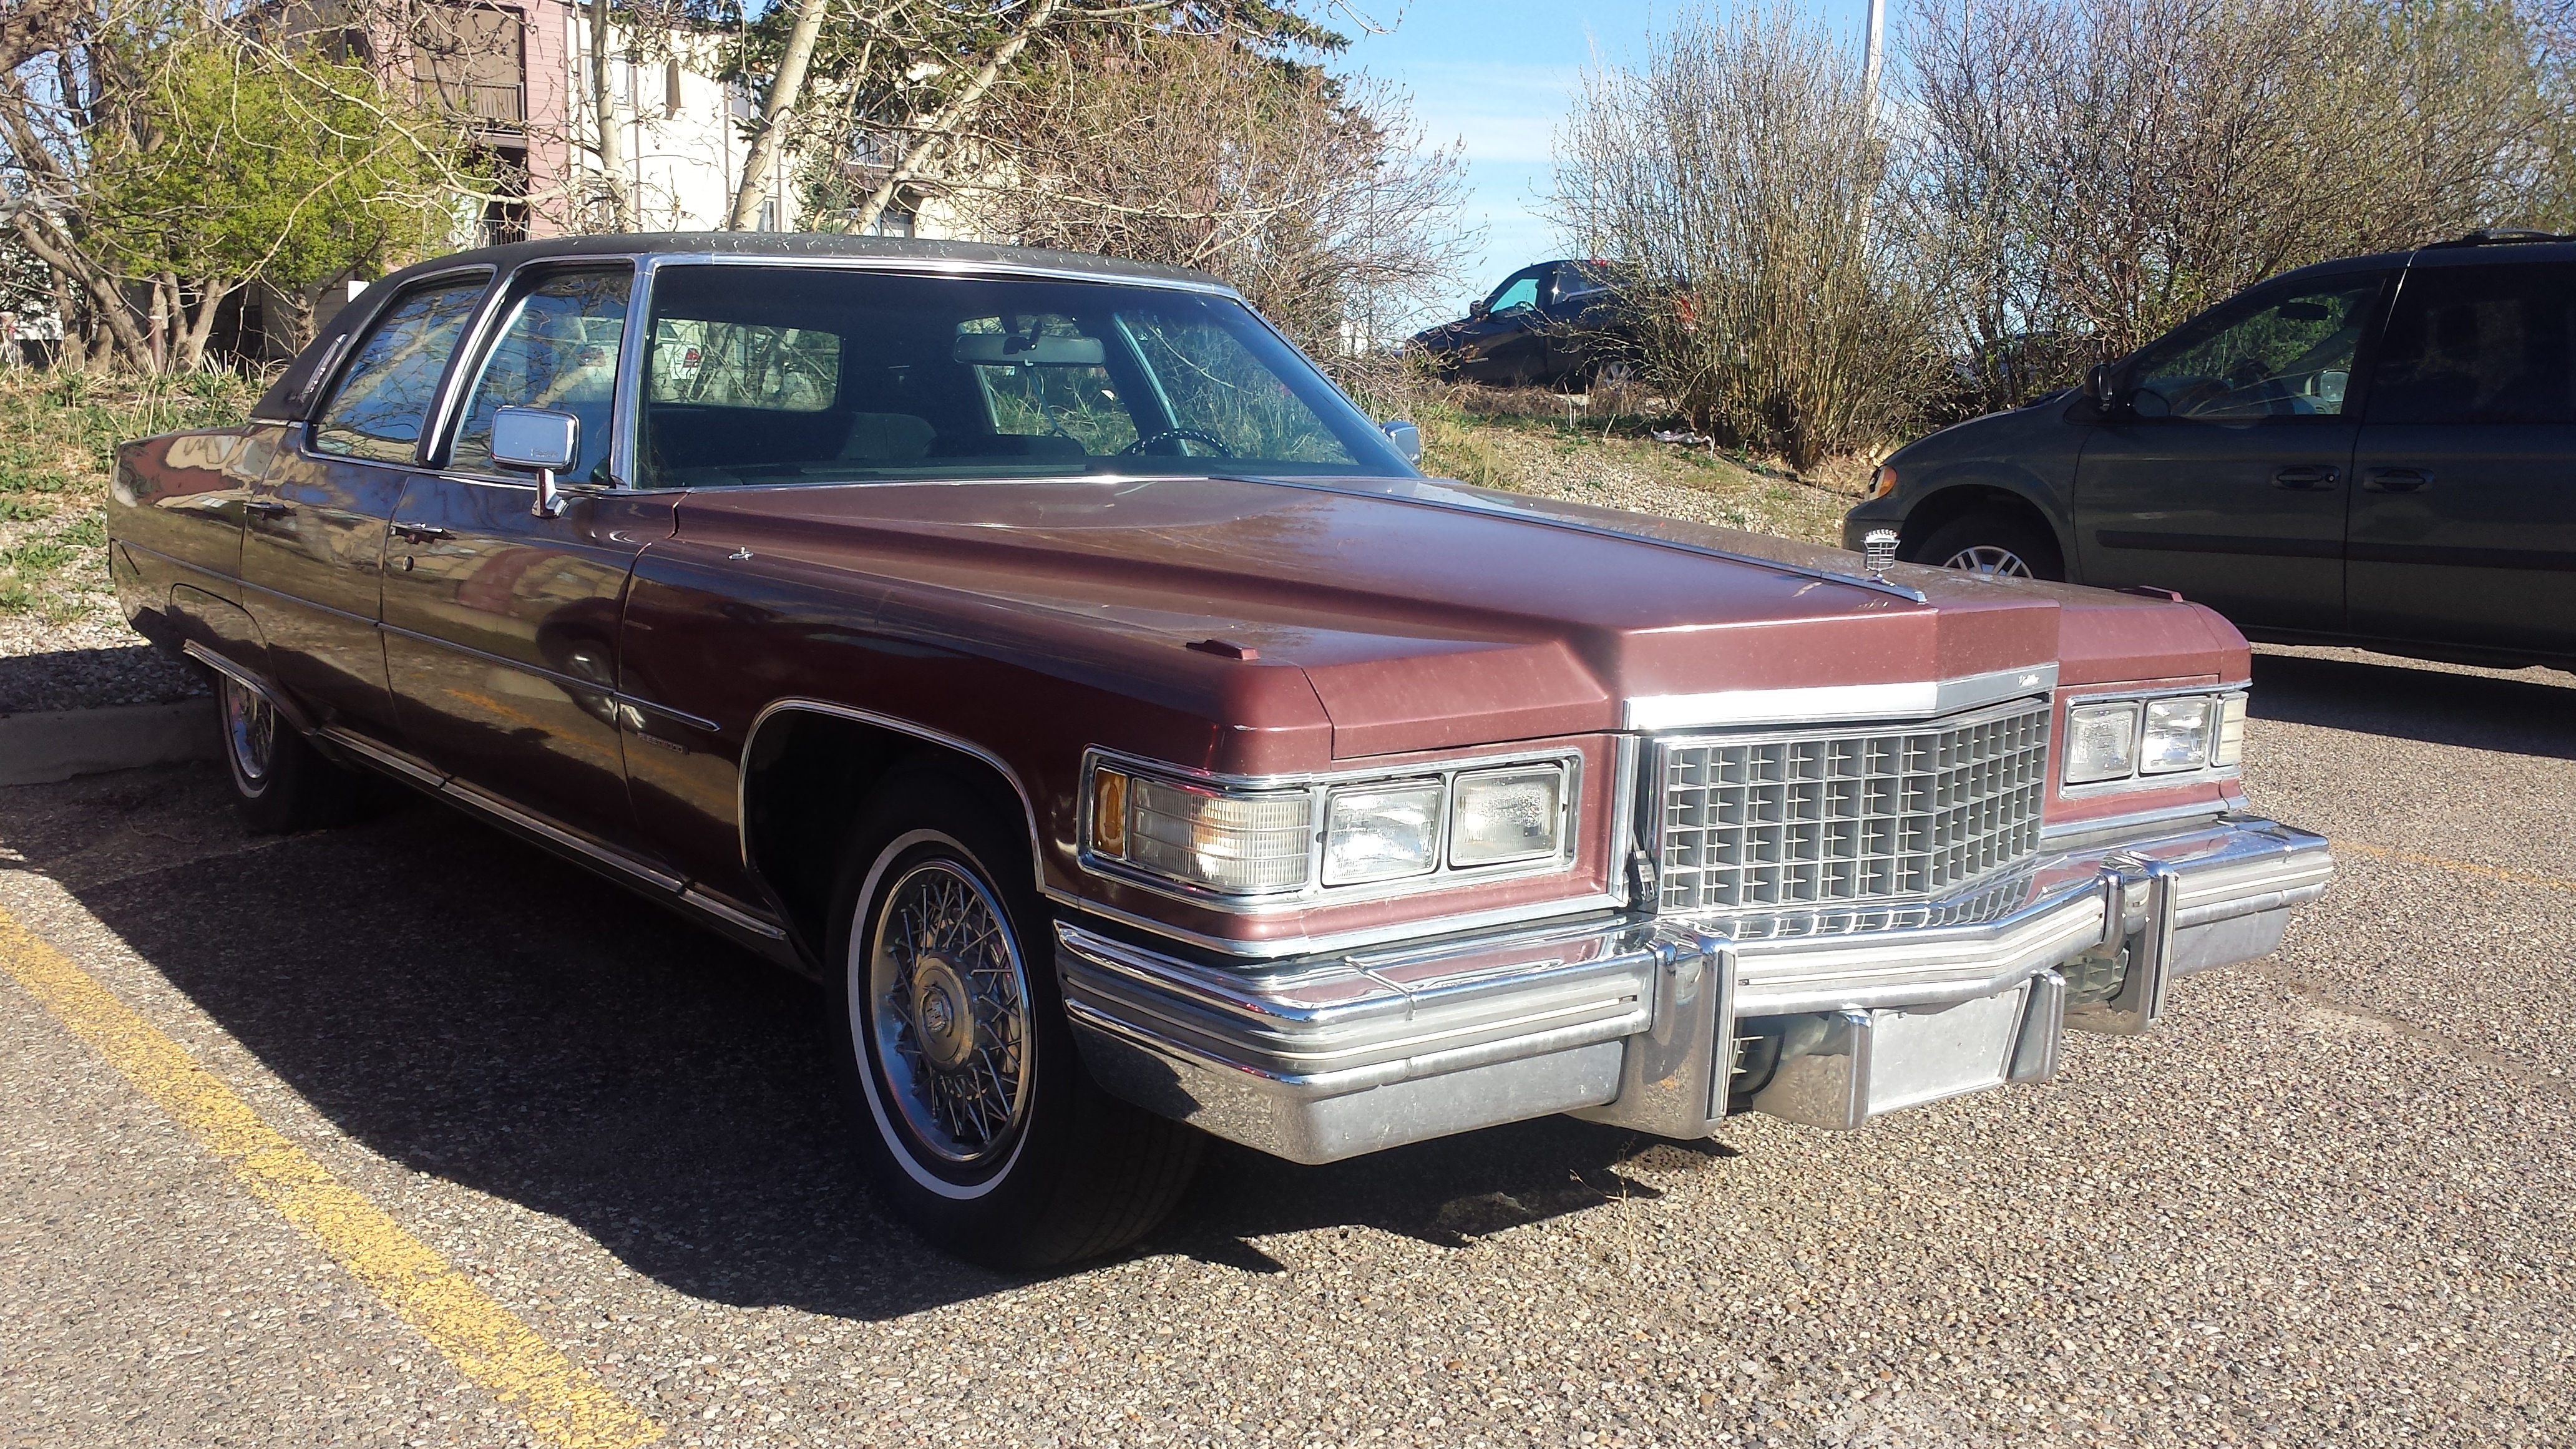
{"left": 1906, "top": 510, "right": 2066, "bottom": 582}
{"left": 826, "top": 771, "right": 1203, "bottom": 1268}
{"left": 215, "top": 675, "right": 362, "bottom": 833}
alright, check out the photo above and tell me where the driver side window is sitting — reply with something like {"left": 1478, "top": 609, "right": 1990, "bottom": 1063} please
{"left": 1487, "top": 271, "right": 1544, "bottom": 314}
{"left": 2130, "top": 278, "right": 2383, "bottom": 420}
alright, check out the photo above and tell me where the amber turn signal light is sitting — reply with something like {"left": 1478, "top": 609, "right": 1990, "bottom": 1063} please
{"left": 1091, "top": 766, "right": 1129, "bottom": 858}
{"left": 1869, "top": 465, "right": 1898, "bottom": 499}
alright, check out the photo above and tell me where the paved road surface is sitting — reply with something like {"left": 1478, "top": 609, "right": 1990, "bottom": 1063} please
{"left": 1, "top": 645, "right": 2569, "bottom": 1448}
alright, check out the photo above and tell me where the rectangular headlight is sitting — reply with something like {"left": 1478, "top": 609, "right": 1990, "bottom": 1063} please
{"left": 1113, "top": 774, "right": 1312, "bottom": 895}
{"left": 2140, "top": 696, "right": 2213, "bottom": 774}
{"left": 2063, "top": 701, "right": 2140, "bottom": 784}
{"left": 2213, "top": 693, "right": 2247, "bottom": 767}
{"left": 1323, "top": 781, "right": 1443, "bottom": 886}
{"left": 1450, "top": 767, "right": 1564, "bottom": 867}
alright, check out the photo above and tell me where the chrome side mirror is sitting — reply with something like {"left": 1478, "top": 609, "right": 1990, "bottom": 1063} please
{"left": 491, "top": 406, "right": 580, "bottom": 518}
{"left": 1381, "top": 419, "right": 1423, "bottom": 466}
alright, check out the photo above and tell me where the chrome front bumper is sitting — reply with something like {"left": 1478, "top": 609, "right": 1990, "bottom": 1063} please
{"left": 1058, "top": 813, "right": 2332, "bottom": 1163}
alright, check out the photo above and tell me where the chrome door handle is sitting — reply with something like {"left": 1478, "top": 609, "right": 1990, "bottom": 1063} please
{"left": 2271, "top": 466, "right": 2339, "bottom": 490}
{"left": 392, "top": 524, "right": 451, "bottom": 542}
{"left": 243, "top": 498, "right": 292, "bottom": 516}
{"left": 2364, "top": 468, "right": 2432, "bottom": 492}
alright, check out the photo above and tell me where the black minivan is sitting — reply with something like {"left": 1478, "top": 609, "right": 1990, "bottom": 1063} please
{"left": 1844, "top": 233, "right": 2576, "bottom": 669}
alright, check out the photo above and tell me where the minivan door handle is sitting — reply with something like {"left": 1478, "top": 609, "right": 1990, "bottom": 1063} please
{"left": 2271, "top": 466, "right": 2340, "bottom": 490}
{"left": 2364, "top": 468, "right": 2432, "bottom": 492}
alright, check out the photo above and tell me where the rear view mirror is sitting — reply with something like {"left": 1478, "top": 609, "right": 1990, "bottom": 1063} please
{"left": 1469, "top": 300, "right": 1490, "bottom": 320}
{"left": 491, "top": 406, "right": 580, "bottom": 518}
{"left": 1381, "top": 419, "right": 1423, "bottom": 465}
{"left": 952, "top": 332, "right": 1106, "bottom": 366}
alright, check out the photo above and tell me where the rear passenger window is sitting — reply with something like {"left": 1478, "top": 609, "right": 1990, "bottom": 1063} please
{"left": 2369, "top": 263, "right": 2576, "bottom": 425}
{"left": 648, "top": 318, "right": 840, "bottom": 411}
{"left": 311, "top": 275, "right": 490, "bottom": 462}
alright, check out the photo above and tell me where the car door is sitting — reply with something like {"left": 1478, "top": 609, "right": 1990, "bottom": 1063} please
{"left": 1457, "top": 266, "right": 1553, "bottom": 385}
{"left": 2347, "top": 258, "right": 2576, "bottom": 660}
{"left": 243, "top": 272, "right": 491, "bottom": 732}
{"left": 1541, "top": 262, "right": 1615, "bottom": 379}
{"left": 381, "top": 265, "right": 679, "bottom": 850}
{"left": 2072, "top": 270, "right": 2391, "bottom": 633}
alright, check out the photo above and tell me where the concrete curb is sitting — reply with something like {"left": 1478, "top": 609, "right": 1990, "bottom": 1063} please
{"left": 0, "top": 698, "right": 219, "bottom": 787}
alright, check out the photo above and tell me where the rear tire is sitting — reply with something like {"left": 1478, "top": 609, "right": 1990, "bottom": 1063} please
{"left": 826, "top": 769, "right": 1203, "bottom": 1269}
{"left": 215, "top": 675, "right": 363, "bottom": 834}
{"left": 1906, "top": 510, "right": 2066, "bottom": 582}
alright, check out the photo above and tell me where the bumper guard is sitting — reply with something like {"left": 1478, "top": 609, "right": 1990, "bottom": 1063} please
{"left": 1060, "top": 812, "right": 2330, "bottom": 1163}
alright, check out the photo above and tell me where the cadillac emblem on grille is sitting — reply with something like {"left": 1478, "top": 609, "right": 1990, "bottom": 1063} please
{"left": 1653, "top": 698, "right": 2052, "bottom": 914}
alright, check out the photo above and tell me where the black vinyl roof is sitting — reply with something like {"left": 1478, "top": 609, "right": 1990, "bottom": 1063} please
{"left": 381, "top": 232, "right": 1230, "bottom": 293}
{"left": 251, "top": 233, "right": 1234, "bottom": 421}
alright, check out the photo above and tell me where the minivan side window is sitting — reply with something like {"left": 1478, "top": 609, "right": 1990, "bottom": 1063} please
{"left": 2368, "top": 263, "right": 2576, "bottom": 426}
{"left": 311, "top": 276, "right": 492, "bottom": 462}
{"left": 2129, "top": 278, "right": 2382, "bottom": 421}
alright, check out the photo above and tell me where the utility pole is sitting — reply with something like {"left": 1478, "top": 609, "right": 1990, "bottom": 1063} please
{"left": 1863, "top": 0, "right": 1885, "bottom": 129}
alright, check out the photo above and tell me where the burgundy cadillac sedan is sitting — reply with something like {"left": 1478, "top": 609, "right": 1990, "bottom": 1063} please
{"left": 109, "top": 235, "right": 2332, "bottom": 1266}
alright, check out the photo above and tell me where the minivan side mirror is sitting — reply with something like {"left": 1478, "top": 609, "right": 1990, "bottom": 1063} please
{"left": 1381, "top": 419, "right": 1423, "bottom": 466}
{"left": 491, "top": 406, "right": 580, "bottom": 518}
{"left": 2081, "top": 361, "right": 2122, "bottom": 412}
{"left": 1468, "top": 300, "right": 1490, "bottom": 320}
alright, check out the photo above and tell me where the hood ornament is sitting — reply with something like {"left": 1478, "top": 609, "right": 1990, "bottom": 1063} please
{"left": 1863, "top": 529, "right": 1899, "bottom": 582}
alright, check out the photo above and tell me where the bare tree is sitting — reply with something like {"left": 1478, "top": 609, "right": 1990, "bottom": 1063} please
{"left": 1900, "top": 0, "right": 2565, "bottom": 412}
{"left": 962, "top": 31, "right": 1468, "bottom": 361}
{"left": 1553, "top": 2, "right": 1939, "bottom": 468}
{"left": 585, "top": 0, "right": 637, "bottom": 230}
{"left": 725, "top": 0, "right": 834, "bottom": 229}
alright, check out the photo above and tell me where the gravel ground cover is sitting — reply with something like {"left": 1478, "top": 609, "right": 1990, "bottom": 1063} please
{"left": 1, "top": 648, "right": 2569, "bottom": 1448}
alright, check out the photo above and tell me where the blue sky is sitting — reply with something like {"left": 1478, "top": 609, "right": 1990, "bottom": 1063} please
{"left": 1340, "top": 2, "right": 1880, "bottom": 316}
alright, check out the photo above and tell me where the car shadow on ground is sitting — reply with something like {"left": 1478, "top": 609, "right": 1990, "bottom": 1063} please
{"left": 2248, "top": 649, "right": 2574, "bottom": 761}
{"left": 4, "top": 766, "right": 1699, "bottom": 1320}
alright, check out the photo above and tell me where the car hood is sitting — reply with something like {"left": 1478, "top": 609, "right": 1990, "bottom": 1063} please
{"left": 671, "top": 473, "right": 2230, "bottom": 759}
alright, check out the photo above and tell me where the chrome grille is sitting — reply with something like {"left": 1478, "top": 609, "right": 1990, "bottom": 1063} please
{"left": 1655, "top": 700, "right": 2051, "bottom": 914}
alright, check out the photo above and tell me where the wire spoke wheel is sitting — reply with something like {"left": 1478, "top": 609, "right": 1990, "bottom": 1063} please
{"left": 1939, "top": 544, "right": 2034, "bottom": 579}
{"left": 220, "top": 677, "right": 276, "bottom": 793}
{"left": 866, "top": 859, "right": 1033, "bottom": 1168}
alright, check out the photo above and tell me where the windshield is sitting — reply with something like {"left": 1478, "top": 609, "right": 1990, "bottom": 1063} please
{"left": 636, "top": 265, "right": 1413, "bottom": 487}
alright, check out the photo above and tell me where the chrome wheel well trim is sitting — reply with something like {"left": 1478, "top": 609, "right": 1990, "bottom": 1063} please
{"left": 180, "top": 640, "right": 316, "bottom": 736}
{"left": 736, "top": 698, "right": 1048, "bottom": 893}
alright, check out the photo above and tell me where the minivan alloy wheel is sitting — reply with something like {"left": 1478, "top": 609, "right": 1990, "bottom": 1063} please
{"left": 1939, "top": 544, "right": 2036, "bottom": 579}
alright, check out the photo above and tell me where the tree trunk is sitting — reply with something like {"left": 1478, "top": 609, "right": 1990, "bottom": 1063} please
{"left": 588, "top": 0, "right": 635, "bottom": 230}
{"left": 175, "top": 280, "right": 225, "bottom": 373}
{"left": 9, "top": 213, "right": 153, "bottom": 370}
{"left": 848, "top": 0, "right": 1067, "bottom": 235}
{"left": 726, "top": 0, "right": 834, "bottom": 230}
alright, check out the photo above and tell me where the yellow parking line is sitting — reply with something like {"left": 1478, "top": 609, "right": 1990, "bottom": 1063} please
{"left": 2333, "top": 839, "right": 2576, "bottom": 894}
{"left": 0, "top": 905, "right": 661, "bottom": 1449}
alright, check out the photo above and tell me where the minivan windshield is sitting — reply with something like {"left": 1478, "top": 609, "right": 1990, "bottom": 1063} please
{"left": 636, "top": 265, "right": 1412, "bottom": 487}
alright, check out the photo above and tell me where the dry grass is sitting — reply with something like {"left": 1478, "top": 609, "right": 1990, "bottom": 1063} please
{"left": 0, "top": 370, "right": 261, "bottom": 623}
{"left": 1408, "top": 383, "right": 1868, "bottom": 546}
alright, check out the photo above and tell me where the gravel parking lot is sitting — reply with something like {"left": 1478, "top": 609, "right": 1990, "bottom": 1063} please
{"left": 1, "top": 643, "right": 2569, "bottom": 1448}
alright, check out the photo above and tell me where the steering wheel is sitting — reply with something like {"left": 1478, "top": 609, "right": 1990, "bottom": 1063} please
{"left": 1119, "top": 427, "right": 1234, "bottom": 459}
